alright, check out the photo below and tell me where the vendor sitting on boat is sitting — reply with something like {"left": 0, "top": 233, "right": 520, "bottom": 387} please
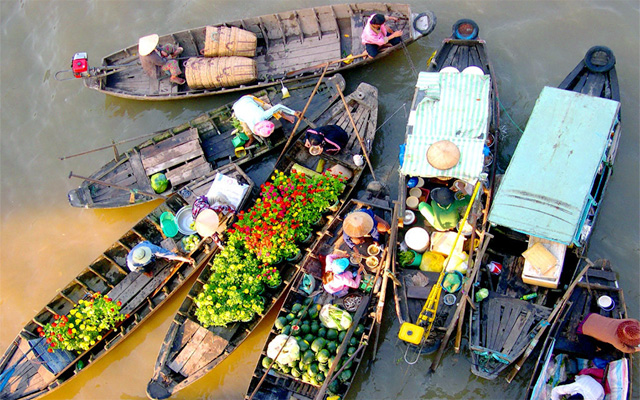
{"left": 418, "top": 187, "right": 470, "bottom": 232}
{"left": 139, "top": 34, "right": 186, "bottom": 85}
{"left": 361, "top": 13, "right": 402, "bottom": 58}
{"left": 322, "top": 256, "right": 363, "bottom": 297}
{"left": 126, "top": 241, "right": 194, "bottom": 276}
{"left": 342, "top": 209, "right": 390, "bottom": 248}
{"left": 304, "top": 125, "right": 349, "bottom": 156}
{"left": 579, "top": 314, "right": 640, "bottom": 353}
{"left": 232, "top": 95, "right": 300, "bottom": 145}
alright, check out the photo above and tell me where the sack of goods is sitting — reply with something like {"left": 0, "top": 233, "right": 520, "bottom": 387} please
{"left": 203, "top": 26, "right": 257, "bottom": 57}
{"left": 185, "top": 57, "right": 257, "bottom": 89}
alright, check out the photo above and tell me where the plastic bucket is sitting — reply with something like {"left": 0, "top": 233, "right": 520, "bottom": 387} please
{"left": 405, "top": 227, "right": 430, "bottom": 253}
{"left": 160, "top": 211, "right": 179, "bottom": 238}
{"left": 409, "top": 250, "right": 422, "bottom": 266}
{"left": 406, "top": 196, "right": 420, "bottom": 209}
{"left": 441, "top": 271, "right": 463, "bottom": 293}
{"left": 231, "top": 136, "right": 246, "bottom": 148}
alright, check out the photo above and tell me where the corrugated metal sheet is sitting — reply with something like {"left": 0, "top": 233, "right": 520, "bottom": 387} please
{"left": 400, "top": 71, "right": 491, "bottom": 182}
{"left": 490, "top": 86, "right": 620, "bottom": 245}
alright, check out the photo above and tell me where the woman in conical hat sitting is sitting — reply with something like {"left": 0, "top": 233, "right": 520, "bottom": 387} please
{"left": 139, "top": 34, "right": 186, "bottom": 85}
{"left": 342, "top": 209, "right": 390, "bottom": 249}
{"left": 126, "top": 241, "right": 194, "bottom": 277}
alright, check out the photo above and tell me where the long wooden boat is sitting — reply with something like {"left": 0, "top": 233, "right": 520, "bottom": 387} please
{"left": 0, "top": 164, "right": 254, "bottom": 400}
{"left": 391, "top": 19, "right": 500, "bottom": 367}
{"left": 146, "top": 82, "right": 379, "bottom": 399}
{"left": 73, "top": 3, "right": 434, "bottom": 101}
{"left": 244, "top": 193, "right": 395, "bottom": 400}
{"left": 467, "top": 46, "right": 621, "bottom": 380}
{"left": 527, "top": 259, "right": 633, "bottom": 399}
{"left": 67, "top": 74, "right": 344, "bottom": 209}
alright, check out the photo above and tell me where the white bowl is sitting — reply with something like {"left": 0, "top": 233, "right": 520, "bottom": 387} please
{"left": 462, "top": 66, "right": 484, "bottom": 76}
{"left": 440, "top": 66, "right": 460, "bottom": 74}
{"left": 176, "top": 206, "right": 196, "bottom": 235}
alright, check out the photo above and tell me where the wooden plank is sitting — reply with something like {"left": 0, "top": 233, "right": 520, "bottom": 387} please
{"left": 406, "top": 286, "right": 430, "bottom": 300}
{"left": 119, "top": 261, "right": 175, "bottom": 315}
{"left": 142, "top": 141, "right": 204, "bottom": 175}
{"left": 179, "top": 332, "right": 230, "bottom": 376}
{"left": 498, "top": 303, "right": 521, "bottom": 349}
{"left": 165, "top": 157, "right": 212, "bottom": 186}
{"left": 128, "top": 152, "right": 154, "bottom": 193}
{"left": 139, "top": 128, "right": 198, "bottom": 160}
{"left": 173, "top": 319, "right": 202, "bottom": 351}
{"left": 168, "top": 325, "right": 209, "bottom": 373}
{"left": 501, "top": 311, "right": 528, "bottom": 354}
{"left": 458, "top": 45, "right": 469, "bottom": 70}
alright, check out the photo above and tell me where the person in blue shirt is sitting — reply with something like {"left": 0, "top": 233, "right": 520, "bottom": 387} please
{"left": 342, "top": 209, "right": 390, "bottom": 248}
{"left": 126, "top": 241, "right": 194, "bottom": 276}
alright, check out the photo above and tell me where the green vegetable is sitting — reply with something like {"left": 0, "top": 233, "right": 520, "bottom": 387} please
{"left": 354, "top": 324, "right": 365, "bottom": 337}
{"left": 326, "top": 329, "right": 338, "bottom": 341}
{"left": 304, "top": 333, "right": 315, "bottom": 343}
{"left": 317, "top": 349, "right": 330, "bottom": 364}
{"left": 311, "top": 337, "right": 326, "bottom": 353}
{"left": 326, "top": 341, "right": 338, "bottom": 354}
{"left": 318, "top": 328, "right": 327, "bottom": 338}
{"left": 150, "top": 173, "right": 168, "bottom": 193}
{"left": 399, "top": 250, "right": 415, "bottom": 266}
{"left": 275, "top": 317, "right": 287, "bottom": 331}
{"left": 339, "top": 369, "right": 352, "bottom": 382}
{"left": 262, "top": 356, "right": 273, "bottom": 369}
{"left": 347, "top": 346, "right": 356, "bottom": 356}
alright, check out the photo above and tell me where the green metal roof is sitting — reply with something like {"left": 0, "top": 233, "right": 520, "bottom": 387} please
{"left": 489, "top": 86, "right": 620, "bottom": 245}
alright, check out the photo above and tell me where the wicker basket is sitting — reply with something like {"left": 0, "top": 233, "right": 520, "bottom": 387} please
{"left": 185, "top": 57, "right": 257, "bottom": 89}
{"left": 203, "top": 26, "right": 257, "bottom": 57}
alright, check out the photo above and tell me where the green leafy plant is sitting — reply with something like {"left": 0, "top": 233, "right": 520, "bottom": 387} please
{"left": 399, "top": 250, "right": 416, "bottom": 267}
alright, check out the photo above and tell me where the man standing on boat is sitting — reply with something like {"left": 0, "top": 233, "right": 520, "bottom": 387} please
{"left": 138, "top": 34, "right": 186, "bottom": 85}
{"left": 361, "top": 13, "right": 402, "bottom": 58}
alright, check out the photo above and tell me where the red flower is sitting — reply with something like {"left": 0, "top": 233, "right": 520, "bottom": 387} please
{"left": 46, "top": 338, "right": 52, "bottom": 344}
{"left": 62, "top": 316, "right": 68, "bottom": 322}
{"left": 68, "top": 329, "right": 73, "bottom": 335}
{"left": 51, "top": 322, "right": 57, "bottom": 328}
{"left": 125, "top": 314, "right": 130, "bottom": 318}
{"left": 116, "top": 301, "right": 122, "bottom": 306}
{"left": 53, "top": 314, "right": 59, "bottom": 320}
{"left": 39, "top": 331, "right": 45, "bottom": 337}
{"left": 50, "top": 342, "right": 56, "bottom": 347}
{"left": 47, "top": 348, "right": 53, "bottom": 353}
{"left": 37, "top": 327, "right": 43, "bottom": 333}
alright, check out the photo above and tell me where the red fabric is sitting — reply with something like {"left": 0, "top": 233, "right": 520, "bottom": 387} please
{"left": 578, "top": 368, "right": 610, "bottom": 394}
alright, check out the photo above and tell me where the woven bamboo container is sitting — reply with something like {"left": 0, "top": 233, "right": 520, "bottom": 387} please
{"left": 203, "top": 26, "right": 257, "bottom": 57}
{"left": 185, "top": 57, "right": 257, "bottom": 89}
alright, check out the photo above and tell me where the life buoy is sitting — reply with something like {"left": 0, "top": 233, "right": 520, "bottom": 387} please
{"left": 584, "top": 46, "right": 616, "bottom": 73}
{"left": 452, "top": 19, "right": 479, "bottom": 40}
{"left": 413, "top": 11, "right": 437, "bottom": 36}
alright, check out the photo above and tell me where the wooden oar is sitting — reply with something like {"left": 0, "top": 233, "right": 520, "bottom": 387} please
{"left": 69, "top": 171, "right": 167, "bottom": 201}
{"left": 60, "top": 129, "right": 174, "bottom": 160}
{"left": 314, "top": 294, "right": 371, "bottom": 400}
{"left": 285, "top": 53, "right": 368, "bottom": 77}
{"left": 505, "top": 260, "right": 592, "bottom": 383}
{"left": 334, "top": 85, "right": 377, "bottom": 181}
{"left": 273, "top": 64, "right": 330, "bottom": 169}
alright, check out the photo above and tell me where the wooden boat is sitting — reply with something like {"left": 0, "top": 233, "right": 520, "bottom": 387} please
{"left": 0, "top": 164, "right": 254, "bottom": 400}
{"left": 244, "top": 193, "right": 395, "bottom": 400}
{"left": 391, "top": 19, "right": 500, "bottom": 368}
{"left": 72, "top": 3, "right": 434, "bottom": 101}
{"left": 146, "top": 82, "right": 379, "bottom": 399}
{"left": 527, "top": 259, "right": 633, "bottom": 400}
{"left": 467, "top": 46, "right": 621, "bottom": 380}
{"left": 67, "top": 74, "right": 344, "bottom": 209}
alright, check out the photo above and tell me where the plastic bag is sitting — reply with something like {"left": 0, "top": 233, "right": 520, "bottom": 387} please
{"left": 319, "top": 304, "right": 353, "bottom": 331}
{"left": 266, "top": 334, "right": 300, "bottom": 365}
{"left": 419, "top": 251, "right": 444, "bottom": 272}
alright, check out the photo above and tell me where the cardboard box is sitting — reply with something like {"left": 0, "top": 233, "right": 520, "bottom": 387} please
{"left": 521, "top": 236, "right": 566, "bottom": 289}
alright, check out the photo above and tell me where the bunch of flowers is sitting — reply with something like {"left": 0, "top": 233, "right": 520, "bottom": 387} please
{"left": 193, "top": 169, "right": 346, "bottom": 327}
{"left": 38, "top": 293, "right": 128, "bottom": 353}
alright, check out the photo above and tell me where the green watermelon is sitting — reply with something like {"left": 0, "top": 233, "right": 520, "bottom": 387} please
{"left": 286, "top": 313, "right": 296, "bottom": 321}
{"left": 302, "top": 350, "right": 315, "bottom": 365}
{"left": 347, "top": 346, "right": 356, "bottom": 356}
{"left": 282, "top": 325, "right": 291, "bottom": 335}
{"left": 318, "top": 362, "right": 329, "bottom": 373}
{"left": 304, "top": 333, "right": 315, "bottom": 343}
{"left": 326, "top": 329, "right": 338, "bottom": 341}
{"left": 291, "top": 303, "right": 303, "bottom": 313}
{"left": 354, "top": 324, "right": 365, "bottom": 337}
{"left": 338, "top": 331, "right": 347, "bottom": 343}
{"left": 310, "top": 322, "right": 320, "bottom": 334}
{"left": 311, "top": 337, "right": 326, "bottom": 353}
{"left": 150, "top": 173, "right": 168, "bottom": 193}
{"left": 275, "top": 317, "right": 288, "bottom": 331}
{"left": 339, "top": 369, "right": 352, "bottom": 383}
{"left": 327, "top": 379, "right": 340, "bottom": 394}
{"left": 326, "top": 341, "right": 338, "bottom": 354}
{"left": 316, "top": 349, "right": 331, "bottom": 364}
{"left": 349, "top": 337, "right": 358, "bottom": 346}
{"left": 308, "top": 362, "right": 319, "bottom": 377}
{"left": 317, "top": 327, "right": 327, "bottom": 338}
{"left": 280, "top": 364, "right": 291, "bottom": 374}
{"left": 291, "top": 367, "right": 301, "bottom": 378}
{"left": 316, "top": 372, "right": 325, "bottom": 383}
{"left": 300, "top": 323, "right": 311, "bottom": 335}
{"left": 297, "top": 339, "right": 310, "bottom": 352}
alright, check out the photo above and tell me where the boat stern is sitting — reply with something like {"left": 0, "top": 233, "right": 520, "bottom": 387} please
{"left": 67, "top": 187, "right": 89, "bottom": 208}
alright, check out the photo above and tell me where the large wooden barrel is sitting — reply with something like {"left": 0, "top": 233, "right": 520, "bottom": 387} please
{"left": 203, "top": 26, "right": 257, "bottom": 57}
{"left": 185, "top": 57, "right": 257, "bottom": 89}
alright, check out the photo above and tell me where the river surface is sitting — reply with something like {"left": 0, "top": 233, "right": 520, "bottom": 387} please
{"left": 1, "top": 1, "right": 638, "bottom": 399}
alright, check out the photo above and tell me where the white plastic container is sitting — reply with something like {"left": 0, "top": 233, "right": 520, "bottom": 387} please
{"left": 405, "top": 227, "right": 430, "bottom": 253}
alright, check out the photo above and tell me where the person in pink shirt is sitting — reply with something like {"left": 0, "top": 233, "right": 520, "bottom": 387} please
{"left": 322, "top": 256, "right": 363, "bottom": 297}
{"left": 361, "top": 14, "right": 403, "bottom": 58}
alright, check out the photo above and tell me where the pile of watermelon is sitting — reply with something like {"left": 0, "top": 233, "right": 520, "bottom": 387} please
{"left": 261, "top": 298, "right": 366, "bottom": 392}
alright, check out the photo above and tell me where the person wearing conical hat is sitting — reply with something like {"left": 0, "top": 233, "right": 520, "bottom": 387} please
{"left": 139, "top": 34, "right": 186, "bottom": 85}
{"left": 126, "top": 241, "right": 194, "bottom": 276}
{"left": 418, "top": 187, "right": 471, "bottom": 232}
{"left": 579, "top": 315, "right": 640, "bottom": 353}
{"left": 342, "top": 208, "right": 390, "bottom": 249}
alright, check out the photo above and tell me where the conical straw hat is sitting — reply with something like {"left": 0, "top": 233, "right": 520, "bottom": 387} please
{"left": 427, "top": 140, "right": 460, "bottom": 170}
{"left": 343, "top": 211, "right": 374, "bottom": 238}
{"left": 139, "top": 34, "right": 159, "bottom": 56}
{"left": 195, "top": 209, "right": 219, "bottom": 238}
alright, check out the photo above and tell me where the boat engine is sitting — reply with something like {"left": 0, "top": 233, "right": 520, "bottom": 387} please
{"left": 71, "top": 52, "right": 89, "bottom": 78}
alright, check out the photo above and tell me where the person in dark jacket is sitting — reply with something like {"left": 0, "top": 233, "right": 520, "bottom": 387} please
{"left": 304, "top": 125, "right": 349, "bottom": 156}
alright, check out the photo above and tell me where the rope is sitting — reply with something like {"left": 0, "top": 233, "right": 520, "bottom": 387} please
{"left": 498, "top": 97, "right": 524, "bottom": 134}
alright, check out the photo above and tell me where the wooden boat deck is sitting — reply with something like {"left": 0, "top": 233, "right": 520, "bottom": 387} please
{"left": 68, "top": 75, "right": 344, "bottom": 209}
{"left": 81, "top": 3, "right": 434, "bottom": 100}
{"left": 146, "top": 82, "right": 379, "bottom": 400}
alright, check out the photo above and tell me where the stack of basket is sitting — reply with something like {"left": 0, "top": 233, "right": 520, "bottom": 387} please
{"left": 185, "top": 26, "right": 258, "bottom": 89}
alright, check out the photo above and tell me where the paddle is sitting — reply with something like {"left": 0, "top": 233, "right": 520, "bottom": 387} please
{"left": 334, "top": 84, "right": 378, "bottom": 182}
{"left": 273, "top": 63, "right": 330, "bottom": 169}
{"left": 505, "top": 259, "right": 593, "bottom": 383}
{"left": 68, "top": 171, "right": 167, "bottom": 201}
{"left": 0, "top": 338, "right": 45, "bottom": 392}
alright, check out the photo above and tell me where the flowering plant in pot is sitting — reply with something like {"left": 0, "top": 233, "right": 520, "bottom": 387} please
{"left": 38, "top": 293, "right": 128, "bottom": 353}
{"left": 260, "top": 267, "right": 282, "bottom": 288}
